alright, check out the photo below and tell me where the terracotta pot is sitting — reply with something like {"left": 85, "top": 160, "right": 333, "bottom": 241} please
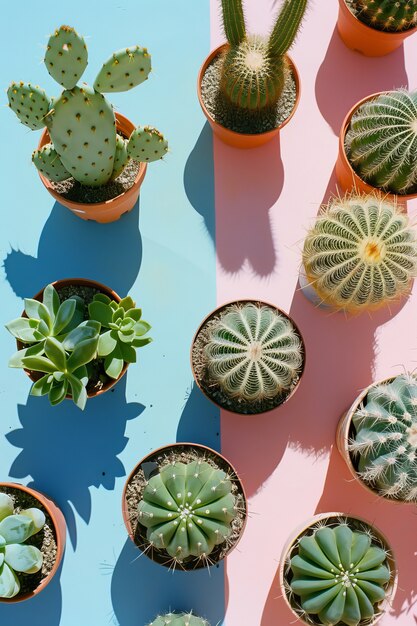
{"left": 122, "top": 442, "right": 247, "bottom": 569}
{"left": 37, "top": 113, "right": 147, "bottom": 224}
{"left": 336, "top": 93, "right": 417, "bottom": 207}
{"left": 279, "top": 512, "right": 398, "bottom": 626}
{"left": 18, "top": 277, "right": 128, "bottom": 399}
{"left": 197, "top": 43, "right": 301, "bottom": 148}
{"left": 190, "top": 299, "right": 306, "bottom": 415}
{"left": 0, "top": 483, "right": 66, "bottom": 603}
{"left": 337, "top": 0, "right": 417, "bottom": 56}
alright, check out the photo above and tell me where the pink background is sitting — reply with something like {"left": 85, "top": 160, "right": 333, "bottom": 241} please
{"left": 210, "top": 1, "right": 417, "bottom": 625}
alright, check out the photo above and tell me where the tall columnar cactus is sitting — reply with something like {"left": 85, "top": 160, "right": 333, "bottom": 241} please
{"left": 345, "top": 89, "right": 417, "bottom": 195}
{"left": 148, "top": 613, "right": 210, "bottom": 626}
{"left": 289, "top": 523, "right": 390, "bottom": 626}
{"left": 0, "top": 493, "right": 45, "bottom": 598}
{"left": 349, "top": 374, "right": 417, "bottom": 502}
{"left": 302, "top": 193, "right": 417, "bottom": 312}
{"left": 138, "top": 460, "right": 237, "bottom": 563}
{"left": 7, "top": 25, "right": 168, "bottom": 188}
{"left": 205, "top": 303, "right": 303, "bottom": 402}
{"left": 220, "top": 0, "right": 307, "bottom": 111}
{"left": 356, "top": 0, "right": 417, "bottom": 32}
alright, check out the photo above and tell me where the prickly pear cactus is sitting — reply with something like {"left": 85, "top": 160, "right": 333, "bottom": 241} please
{"left": 127, "top": 126, "right": 169, "bottom": 163}
{"left": 32, "top": 143, "right": 71, "bottom": 182}
{"left": 111, "top": 135, "right": 130, "bottom": 180}
{"left": 356, "top": 0, "right": 417, "bottom": 32}
{"left": 94, "top": 46, "right": 151, "bottom": 92}
{"left": 138, "top": 460, "right": 237, "bottom": 563}
{"left": 44, "top": 25, "right": 88, "bottom": 90}
{"left": 7, "top": 82, "right": 50, "bottom": 130}
{"left": 289, "top": 522, "right": 391, "bottom": 626}
{"left": 350, "top": 373, "right": 417, "bottom": 502}
{"left": 148, "top": 613, "right": 210, "bottom": 626}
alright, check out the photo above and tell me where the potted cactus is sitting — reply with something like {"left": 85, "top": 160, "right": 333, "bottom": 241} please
{"left": 337, "top": 0, "right": 417, "bottom": 56}
{"left": 148, "top": 613, "right": 209, "bottom": 626}
{"left": 337, "top": 373, "right": 417, "bottom": 503}
{"left": 280, "top": 513, "right": 397, "bottom": 626}
{"left": 191, "top": 300, "right": 305, "bottom": 415}
{"left": 197, "top": 0, "right": 307, "bottom": 148}
{"left": 122, "top": 443, "right": 247, "bottom": 569}
{"left": 5, "top": 278, "right": 151, "bottom": 410}
{"left": 0, "top": 483, "right": 66, "bottom": 602}
{"left": 300, "top": 192, "right": 417, "bottom": 312}
{"left": 7, "top": 25, "right": 168, "bottom": 223}
{"left": 336, "top": 89, "right": 417, "bottom": 203}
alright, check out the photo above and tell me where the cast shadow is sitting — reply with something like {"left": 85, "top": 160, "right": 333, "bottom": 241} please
{"left": 6, "top": 376, "right": 144, "bottom": 549}
{"left": 316, "top": 26, "right": 408, "bottom": 135}
{"left": 110, "top": 538, "right": 225, "bottom": 626}
{"left": 176, "top": 382, "right": 221, "bottom": 451}
{"left": 3, "top": 199, "right": 142, "bottom": 299}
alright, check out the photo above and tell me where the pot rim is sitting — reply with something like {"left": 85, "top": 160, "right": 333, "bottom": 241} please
{"left": 339, "top": 0, "right": 417, "bottom": 38}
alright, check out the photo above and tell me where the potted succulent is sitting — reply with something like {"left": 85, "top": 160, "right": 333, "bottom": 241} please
{"left": 336, "top": 89, "right": 417, "bottom": 203}
{"left": 197, "top": 0, "right": 307, "bottom": 148}
{"left": 191, "top": 300, "right": 305, "bottom": 415}
{"left": 0, "top": 483, "right": 66, "bottom": 602}
{"left": 7, "top": 25, "right": 168, "bottom": 223}
{"left": 337, "top": 373, "right": 417, "bottom": 503}
{"left": 337, "top": 0, "right": 417, "bottom": 56}
{"left": 300, "top": 192, "right": 417, "bottom": 312}
{"left": 5, "top": 278, "right": 151, "bottom": 410}
{"left": 280, "top": 513, "right": 397, "bottom": 626}
{"left": 148, "top": 613, "right": 210, "bottom": 626}
{"left": 122, "top": 442, "right": 247, "bottom": 570}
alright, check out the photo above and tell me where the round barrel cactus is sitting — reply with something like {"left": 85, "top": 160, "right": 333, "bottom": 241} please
{"left": 356, "top": 0, "right": 417, "bottom": 32}
{"left": 345, "top": 89, "right": 417, "bottom": 195}
{"left": 148, "top": 613, "right": 209, "bottom": 626}
{"left": 349, "top": 373, "right": 417, "bottom": 502}
{"left": 289, "top": 521, "right": 391, "bottom": 626}
{"left": 302, "top": 193, "right": 417, "bottom": 312}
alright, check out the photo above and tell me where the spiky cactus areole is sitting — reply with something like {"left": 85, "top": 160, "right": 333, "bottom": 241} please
{"left": 355, "top": 0, "right": 417, "bottom": 32}
{"left": 349, "top": 374, "right": 417, "bottom": 502}
{"left": 302, "top": 193, "right": 417, "bottom": 312}
{"left": 345, "top": 90, "right": 417, "bottom": 195}
{"left": 148, "top": 613, "right": 210, "bottom": 626}
{"left": 286, "top": 518, "right": 393, "bottom": 626}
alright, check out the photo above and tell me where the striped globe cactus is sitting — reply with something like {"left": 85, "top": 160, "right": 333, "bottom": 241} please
{"left": 148, "top": 614, "right": 209, "bottom": 626}
{"left": 302, "top": 193, "right": 417, "bottom": 312}
{"left": 356, "top": 0, "right": 417, "bottom": 32}
{"left": 345, "top": 90, "right": 417, "bottom": 195}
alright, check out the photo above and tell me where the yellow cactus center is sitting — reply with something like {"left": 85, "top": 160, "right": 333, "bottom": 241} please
{"left": 360, "top": 238, "right": 386, "bottom": 264}
{"left": 245, "top": 48, "right": 264, "bottom": 71}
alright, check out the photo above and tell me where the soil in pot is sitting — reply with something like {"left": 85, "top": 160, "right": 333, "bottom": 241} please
{"left": 200, "top": 52, "right": 297, "bottom": 135}
{"left": 124, "top": 444, "right": 246, "bottom": 570}
{"left": 0, "top": 486, "right": 58, "bottom": 599}
{"left": 345, "top": 0, "right": 417, "bottom": 33}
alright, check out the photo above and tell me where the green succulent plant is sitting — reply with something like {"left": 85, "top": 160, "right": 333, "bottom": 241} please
{"left": 88, "top": 294, "right": 151, "bottom": 379}
{"left": 345, "top": 89, "right": 417, "bottom": 195}
{"left": 288, "top": 521, "right": 391, "bottom": 626}
{"left": 7, "top": 25, "right": 168, "bottom": 188}
{"left": 302, "top": 193, "right": 417, "bottom": 312}
{"left": 138, "top": 460, "right": 237, "bottom": 565}
{"left": 148, "top": 613, "right": 210, "bottom": 626}
{"left": 0, "top": 493, "right": 45, "bottom": 599}
{"left": 349, "top": 373, "right": 417, "bottom": 502}
{"left": 355, "top": 0, "right": 417, "bottom": 32}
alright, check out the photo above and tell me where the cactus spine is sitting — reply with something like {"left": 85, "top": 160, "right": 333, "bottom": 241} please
{"left": 349, "top": 374, "right": 417, "bottom": 502}
{"left": 302, "top": 193, "right": 417, "bottom": 312}
{"left": 356, "top": 0, "right": 417, "bottom": 32}
{"left": 345, "top": 89, "right": 417, "bottom": 195}
{"left": 148, "top": 613, "right": 210, "bottom": 626}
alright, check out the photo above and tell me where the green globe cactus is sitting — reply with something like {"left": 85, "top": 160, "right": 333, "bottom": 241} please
{"left": 289, "top": 522, "right": 391, "bottom": 626}
{"left": 349, "top": 373, "right": 417, "bottom": 502}
{"left": 8, "top": 25, "right": 168, "bottom": 188}
{"left": 356, "top": 0, "right": 417, "bottom": 32}
{"left": 138, "top": 460, "right": 237, "bottom": 564}
{"left": 219, "top": 0, "right": 307, "bottom": 111}
{"left": 148, "top": 613, "right": 210, "bottom": 626}
{"left": 345, "top": 89, "right": 417, "bottom": 195}
{"left": 302, "top": 193, "right": 417, "bottom": 312}
{"left": 0, "top": 493, "right": 45, "bottom": 599}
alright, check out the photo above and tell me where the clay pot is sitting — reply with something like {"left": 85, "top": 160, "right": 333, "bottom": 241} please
{"left": 0, "top": 483, "right": 66, "bottom": 603}
{"left": 279, "top": 512, "right": 397, "bottom": 626}
{"left": 37, "top": 113, "right": 147, "bottom": 224}
{"left": 335, "top": 93, "right": 417, "bottom": 206}
{"left": 337, "top": 0, "right": 417, "bottom": 56}
{"left": 190, "top": 299, "right": 306, "bottom": 415}
{"left": 197, "top": 43, "right": 301, "bottom": 148}
{"left": 122, "top": 442, "right": 247, "bottom": 569}
{"left": 18, "top": 277, "right": 128, "bottom": 399}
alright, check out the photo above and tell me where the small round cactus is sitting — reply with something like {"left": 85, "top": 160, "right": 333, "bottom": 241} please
{"left": 345, "top": 89, "right": 417, "bottom": 195}
{"left": 302, "top": 193, "right": 417, "bottom": 312}
{"left": 349, "top": 373, "right": 417, "bottom": 502}
{"left": 356, "top": 0, "right": 417, "bottom": 32}
{"left": 148, "top": 613, "right": 210, "bottom": 626}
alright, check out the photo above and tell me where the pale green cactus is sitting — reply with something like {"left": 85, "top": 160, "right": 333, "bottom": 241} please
{"left": 0, "top": 493, "right": 45, "bottom": 599}
{"left": 148, "top": 613, "right": 210, "bottom": 626}
{"left": 356, "top": 0, "right": 417, "bottom": 32}
{"left": 8, "top": 25, "right": 168, "bottom": 188}
{"left": 349, "top": 373, "right": 417, "bottom": 502}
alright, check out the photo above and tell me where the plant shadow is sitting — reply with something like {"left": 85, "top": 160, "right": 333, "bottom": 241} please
{"left": 6, "top": 376, "right": 144, "bottom": 549}
{"left": 316, "top": 25, "right": 408, "bottom": 135}
{"left": 3, "top": 199, "right": 142, "bottom": 299}
{"left": 176, "top": 382, "right": 221, "bottom": 450}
